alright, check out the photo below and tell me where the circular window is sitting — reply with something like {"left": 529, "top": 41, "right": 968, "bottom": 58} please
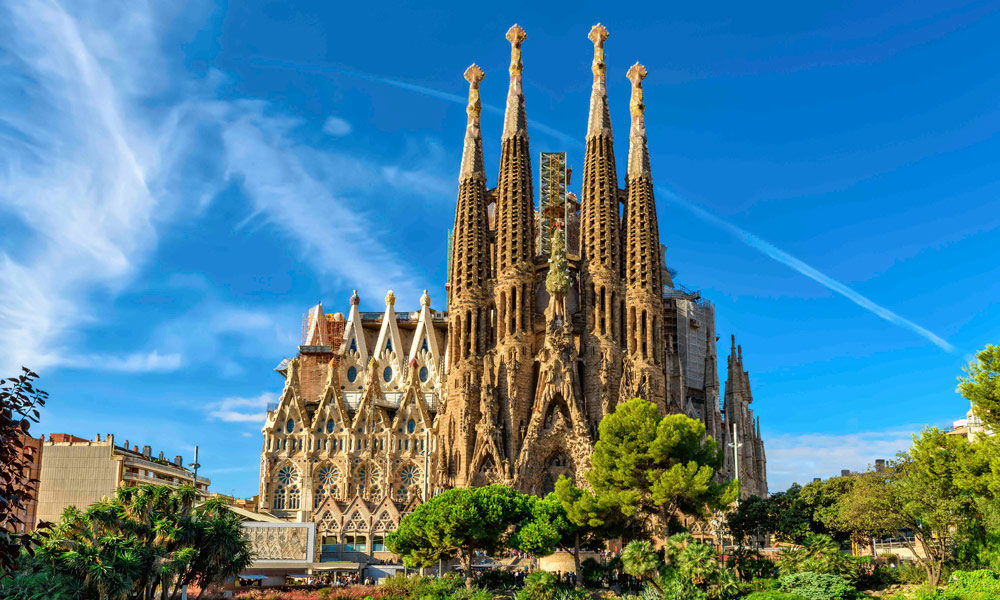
{"left": 285, "top": 419, "right": 294, "bottom": 433}
{"left": 318, "top": 465, "right": 339, "bottom": 485}
{"left": 419, "top": 366, "right": 428, "bottom": 382}
{"left": 326, "top": 419, "right": 335, "bottom": 434}
{"left": 400, "top": 465, "right": 419, "bottom": 486}
{"left": 407, "top": 419, "right": 416, "bottom": 434}
{"left": 383, "top": 366, "right": 392, "bottom": 382}
{"left": 346, "top": 366, "right": 357, "bottom": 382}
{"left": 276, "top": 465, "right": 298, "bottom": 485}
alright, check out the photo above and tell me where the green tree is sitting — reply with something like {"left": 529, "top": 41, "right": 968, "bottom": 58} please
{"left": 958, "top": 344, "right": 1000, "bottom": 431}
{"left": 1, "top": 484, "right": 252, "bottom": 600}
{"left": 387, "top": 485, "right": 531, "bottom": 588}
{"left": 515, "top": 477, "right": 625, "bottom": 587}
{"left": 587, "top": 398, "right": 737, "bottom": 538}
{"left": 836, "top": 470, "right": 902, "bottom": 557}
{"left": 798, "top": 476, "right": 855, "bottom": 544}
{"left": 726, "top": 494, "right": 772, "bottom": 546}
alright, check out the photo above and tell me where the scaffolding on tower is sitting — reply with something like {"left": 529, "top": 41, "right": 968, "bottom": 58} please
{"left": 538, "top": 152, "right": 568, "bottom": 256}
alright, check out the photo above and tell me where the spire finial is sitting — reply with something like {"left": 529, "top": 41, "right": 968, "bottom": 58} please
{"left": 459, "top": 64, "right": 486, "bottom": 180}
{"left": 350, "top": 289, "right": 360, "bottom": 306}
{"left": 420, "top": 289, "right": 431, "bottom": 308}
{"left": 626, "top": 62, "right": 651, "bottom": 179}
{"left": 731, "top": 334, "right": 736, "bottom": 350}
{"left": 385, "top": 289, "right": 396, "bottom": 307}
{"left": 586, "top": 24, "right": 613, "bottom": 140}
{"left": 502, "top": 24, "right": 528, "bottom": 140}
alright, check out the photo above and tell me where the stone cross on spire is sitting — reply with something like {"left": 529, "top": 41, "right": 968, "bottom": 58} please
{"left": 459, "top": 64, "right": 485, "bottom": 181}
{"left": 586, "top": 23, "right": 613, "bottom": 140}
{"left": 502, "top": 24, "right": 528, "bottom": 140}
{"left": 626, "top": 62, "right": 651, "bottom": 179}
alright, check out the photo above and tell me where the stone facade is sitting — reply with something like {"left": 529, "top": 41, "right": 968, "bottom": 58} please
{"left": 258, "top": 23, "right": 768, "bottom": 537}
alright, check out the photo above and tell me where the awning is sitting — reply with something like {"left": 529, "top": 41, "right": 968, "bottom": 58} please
{"left": 238, "top": 575, "right": 268, "bottom": 580}
{"left": 287, "top": 574, "right": 313, "bottom": 579}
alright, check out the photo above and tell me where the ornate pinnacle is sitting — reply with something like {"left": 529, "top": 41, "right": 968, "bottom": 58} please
{"left": 589, "top": 24, "right": 608, "bottom": 79}
{"left": 350, "top": 289, "right": 360, "bottom": 306}
{"left": 464, "top": 64, "right": 484, "bottom": 120}
{"left": 420, "top": 289, "right": 431, "bottom": 308}
{"left": 627, "top": 62, "right": 647, "bottom": 118}
{"left": 626, "top": 62, "right": 651, "bottom": 179}
{"left": 586, "top": 24, "right": 612, "bottom": 140}
{"left": 459, "top": 64, "right": 485, "bottom": 180}
{"left": 385, "top": 289, "right": 395, "bottom": 307}
{"left": 506, "top": 24, "right": 527, "bottom": 74}
{"left": 502, "top": 24, "right": 528, "bottom": 140}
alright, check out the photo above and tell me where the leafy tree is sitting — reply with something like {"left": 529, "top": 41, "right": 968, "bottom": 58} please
{"left": 958, "top": 344, "right": 1000, "bottom": 431}
{"left": 726, "top": 494, "right": 772, "bottom": 546}
{"left": 515, "top": 477, "right": 625, "bottom": 587}
{"left": 0, "top": 368, "right": 47, "bottom": 573}
{"left": 587, "top": 398, "right": 737, "bottom": 538}
{"left": 775, "top": 534, "right": 850, "bottom": 578}
{"left": 766, "top": 485, "right": 813, "bottom": 543}
{"left": 1, "top": 484, "right": 252, "bottom": 600}
{"left": 622, "top": 535, "right": 735, "bottom": 600}
{"left": 835, "top": 471, "right": 903, "bottom": 557}
{"left": 387, "top": 485, "right": 531, "bottom": 588}
{"left": 798, "top": 476, "right": 855, "bottom": 543}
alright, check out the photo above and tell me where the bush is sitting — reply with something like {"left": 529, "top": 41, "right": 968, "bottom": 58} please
{"left": 516, "top": 571, "right": 586, "bottom": 600}
{"left": 777, "top": 572, "right": 857, "bottom": 600}
{"left": 896, "top": 562, "right": 929, "bottom": 585}
{"left": 729, "top": 548, "right": 777, "bottom": 581}
{"left": 476, "top": 569, "right": 517, "bottom": 590}
{"left": 742, "top": 592, "right": 806, "bottom": 600}
{"left": 949, "top": 569, "right": 1000, "bottom": 598}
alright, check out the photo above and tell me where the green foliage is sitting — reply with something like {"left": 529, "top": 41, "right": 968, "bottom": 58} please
{"left": 776, "top": 572, "right": 857, "bottom": 600}
{"left": 0, "top": 484, "right": 252, "bottom": 600}
{"left": 387, "top": 486, "right": 531, "bottom": 587}
{"left": 726, "top": 494, "right": 773, "bottom": 545}
{"left": 622, "top": 541, "right": 663, "bottom": 581}
{"left": 516, "top": 570, "right": 587, "bottom": 600}
{"left": 380, "top": 573, "right": 470, "bottom": 600}
{"left": 958, "top": 344, "right": 1000, "bottom": 431}
{"left": 588, "top": 398, "right": 738, "bottom": 537}
{"left": 949, "top": 569, "right": 1000, "bottom": 597}
{"left": 741, "top": 592, "right": 806, "bottom": 600}
{"left": 728, "top": 548, "right": 777, "bottom": 581}
{"left": 474, "top": 569, "right": 517, "bottom": 590}
{"left": 775, "top": 534, "right": 850, "bottom": 578}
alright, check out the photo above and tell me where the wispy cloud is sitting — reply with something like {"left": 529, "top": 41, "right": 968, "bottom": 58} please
{"left": 0, "top": 1, "right": 440, "bottom": 374}
{"left": 660, "top": 189, "right": 957, "bottom": 353}
{"left": 765, "top": 426, "right": 921, "bottom": 491}
{"left": 206, "top": 392, "right": 272, "bottom": 424}
{"left": 322, "top": 115, "right": 351, "bottom": 137}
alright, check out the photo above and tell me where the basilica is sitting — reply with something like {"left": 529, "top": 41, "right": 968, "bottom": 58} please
{"left": 258, "top": 24, "right": 767, "bottom": 555}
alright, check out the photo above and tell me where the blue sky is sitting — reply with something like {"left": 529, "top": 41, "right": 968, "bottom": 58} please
{"left": 2, "top": 1, "right": 999, "bottom": 498}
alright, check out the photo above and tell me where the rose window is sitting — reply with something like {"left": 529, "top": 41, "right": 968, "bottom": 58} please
{"left": 400, "top": 465, "right": 419, "bottom": 486}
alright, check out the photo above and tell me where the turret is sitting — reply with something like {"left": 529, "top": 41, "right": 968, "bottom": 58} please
{"left": 623, "top": 62, "right": 667, "bottom": 410}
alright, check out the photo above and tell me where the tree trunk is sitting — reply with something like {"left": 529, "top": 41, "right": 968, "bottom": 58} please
{"left": 573, "top": 532, "right": 582, "bottom": 589}
{"left": 459, "top": 549, "right": 473, "bottom": 589}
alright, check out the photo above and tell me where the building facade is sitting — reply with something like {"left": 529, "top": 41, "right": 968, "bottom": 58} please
{"left": 258, "top": 24, "right": 768, "bottom": 547}
{"left": 35, "top": 433, "right": 210, "bottom": 525}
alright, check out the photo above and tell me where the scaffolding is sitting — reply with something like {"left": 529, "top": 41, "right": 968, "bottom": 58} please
{"left": 538, "top": 152, "right": 567, "bottom": 256}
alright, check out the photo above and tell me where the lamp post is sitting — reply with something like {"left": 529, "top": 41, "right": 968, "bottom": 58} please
{"left": 728, "top": 422, "right": 743, "bottom": 507}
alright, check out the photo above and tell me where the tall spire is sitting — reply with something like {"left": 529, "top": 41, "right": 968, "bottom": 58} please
{"left": 495, "top": 23, "right": 535, "bottom": 276}
{"left": 459, "top": 64, "right": 485, "bottom": 181}
{"left": 502, "top": 24, "right": 528, "bottom": 141}
{"left": 586, "top": 23, "right": 612, "bottom": 140}
{"left": 626, "top": 62, "right": 651, "bottom": 180}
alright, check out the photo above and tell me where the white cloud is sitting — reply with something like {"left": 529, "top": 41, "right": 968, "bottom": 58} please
{"left": 764, "top": 426, "right": 920, "bottom": 492}
{"left": 207, "top": 392, "right": 272, "bottom": 423}
{"left": 0, "top": 1, "right": 444, "bottom": 376}
{"left": 65, "top": 350, "right": 183, "bottom": 373}
{"left": 322, "top": 115, "right": 351, "bottom": 137}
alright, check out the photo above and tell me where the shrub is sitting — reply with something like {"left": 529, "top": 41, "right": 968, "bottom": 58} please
{"left": 949, "top": 569, "right": 1000, "bottom": 598}
{"left": 728, "top": 548, "right": 777, "bottom": 581}
{"left": 777, "top": 572, "right": 857, "bottom": 600}
{"left": 516, "top": 571, "right": 586, "bottom": 600}
{"left": 896, "top": 562, "right": 929, "bottom": 585}
{"left": 742, "top": 592, "right": 807, "bottom": 600}
{"left": 476, "top": 569, "right": 517, "bottom": 590}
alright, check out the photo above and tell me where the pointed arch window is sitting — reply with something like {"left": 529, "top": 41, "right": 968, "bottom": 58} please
{"left": 385, "top": 338, "right": 393, "bottom": 353}
{"left": 421, "top": 338, "right": 429, "bottom": 353}
{"left": 349, "top": 338, "right": 357, "bottom": 353}
{"left": 273, "top": 485, "right": 286, "bottom": 509}
{"left": 288, "top": 485, "right": 300, "bottom": 509}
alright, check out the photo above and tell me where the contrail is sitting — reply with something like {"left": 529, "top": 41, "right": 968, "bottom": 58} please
{"left": 659, "top": 188, "right": 956, "bottom": 353}
{"left": 248, "top": 57, "right": 954, "bottom": 352}
{"left": 247, "top": 58, "right": 582, "bottom": 147}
